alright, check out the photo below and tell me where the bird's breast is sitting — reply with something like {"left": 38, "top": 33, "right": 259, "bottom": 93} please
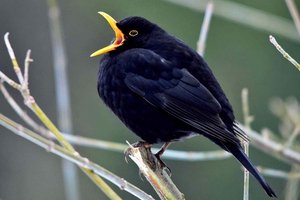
{"left": 97, "top": 58, "right": 189, "bottom": 143}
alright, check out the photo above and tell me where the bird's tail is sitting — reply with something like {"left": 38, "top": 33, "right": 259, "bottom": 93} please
{"left": 227, "top": 144, "right": 277, "bottom": 198}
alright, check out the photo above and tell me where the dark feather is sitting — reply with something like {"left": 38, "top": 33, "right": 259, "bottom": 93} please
{"left": 124, "top": 51, "right": 241, "bottom": 145}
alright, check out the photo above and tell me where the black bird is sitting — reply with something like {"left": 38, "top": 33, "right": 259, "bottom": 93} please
{"left": 91, "top": 12, "right": 276, "bottom": 197}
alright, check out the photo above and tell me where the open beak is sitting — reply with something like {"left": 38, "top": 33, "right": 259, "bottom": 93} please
{"left": 90, "top": 12, "right": 125, "bottom": 57}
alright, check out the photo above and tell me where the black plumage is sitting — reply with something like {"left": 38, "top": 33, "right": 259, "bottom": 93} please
{"left": 91, "top": 12, "right": 276, "bottom": 197}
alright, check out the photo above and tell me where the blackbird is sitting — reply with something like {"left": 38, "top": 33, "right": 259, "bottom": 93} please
{"left": 91, "top": 12, "right": 276, "bottom": 197}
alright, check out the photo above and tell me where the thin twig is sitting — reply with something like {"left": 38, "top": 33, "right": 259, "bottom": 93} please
{"left": 0, "top": 71, "right": 21, "bottom": 90}
{"left": 23, "top": 50, "right": 33, "bottom": 90}
{"left": 285, "top": 0, "right": 300, "bottom": 35}
{"left": 258, "top": 166, "right": 300, "bottom": 179}
{"left": 242, "top": 125, "right": 300, "bottom": 166}
{"left": 0, "top": 114, "right": 154, "bottom": 200}
{"left": 241, "top": 88, "right": 252, "bottom": 200}
{"left": 4, "top": 33, "right": 24, "bottom": 84}
{"left": 0, "top": 82, "right": 47, "bottom": 136}
{"left": 284, "top": 165, "right": 300, "bottom": 200}
{"left": 269, "top": 97, "right": 300, "bottom": 138}
{"left": 269, "top": 35, "right": 300, "bottom": 71}
{"left": 241, "top": 89, "right": 254, "bottom": 128}
{"left": 197, "top": 1, "right": 214, "bottom": 56}
{"left": 284, "top": 126, "right": 300, "bottom": 149}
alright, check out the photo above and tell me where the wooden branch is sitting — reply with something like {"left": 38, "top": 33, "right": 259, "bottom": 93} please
{"left": 126, "top": 144, "right": 185, "bottom": 200}
{"left": 197, "top": 1, "right": 214, "bottom": 56}
{"left": 241, "top": 88, "right": 252, "bottom": 200}
{"left": 241, "top": 125, "right": 300, "bottom": 166}
{"left": 269, "top": 35, "right": 300, "bottom": 71}
{"left": 258, "top": 167, "right": 300, "bottom": 179}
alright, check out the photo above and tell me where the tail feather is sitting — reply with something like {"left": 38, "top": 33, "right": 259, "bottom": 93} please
{"left": 227, "top": 144, "right": 277, "bottom": 198}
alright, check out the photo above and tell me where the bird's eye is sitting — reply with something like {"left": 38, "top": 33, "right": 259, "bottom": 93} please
{"left": 129, "top": 30, "right": 138, "bottom": 37}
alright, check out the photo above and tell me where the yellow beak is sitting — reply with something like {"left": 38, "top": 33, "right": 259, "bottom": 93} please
{"left": 90, "top": 12, "right": 125, "bottom": 57}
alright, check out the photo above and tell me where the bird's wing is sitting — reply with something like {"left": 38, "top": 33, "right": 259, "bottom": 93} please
{"left": 124, "top": 51, "right": 240, "bottom": 145}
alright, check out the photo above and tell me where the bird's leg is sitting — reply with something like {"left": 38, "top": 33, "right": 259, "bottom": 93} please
{"left": 155, "top": 142, "right": 171, "bottom": 175}
{"left": 156, "top": 142, "right": 171, "bottom": 158}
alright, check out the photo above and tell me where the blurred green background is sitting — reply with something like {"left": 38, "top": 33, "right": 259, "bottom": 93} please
{"left": 1, "top": 0, "right": 299, "bottom": 199}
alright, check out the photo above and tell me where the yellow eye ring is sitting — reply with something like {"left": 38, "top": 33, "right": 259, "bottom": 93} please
{"left": 129, "top": 30, "right": 138, "bottom": 37}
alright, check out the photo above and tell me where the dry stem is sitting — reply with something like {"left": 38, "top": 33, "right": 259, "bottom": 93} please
{"left": 269, "top": 35, "right": 300, "bottom": 71}
{"left": 197, "top": 1, "right": 214, "bottom": 56}
{"left": 241, "top": 88, "right": 252, "bottom": 200}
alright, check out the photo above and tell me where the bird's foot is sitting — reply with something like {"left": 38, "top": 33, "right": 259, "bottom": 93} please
{"left": 154, "top": 152, "right": 171, "bottom": 176}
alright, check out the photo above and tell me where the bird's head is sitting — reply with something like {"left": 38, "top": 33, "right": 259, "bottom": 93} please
{"left": 90, "top": 12, "right": 159, "bottom": 57}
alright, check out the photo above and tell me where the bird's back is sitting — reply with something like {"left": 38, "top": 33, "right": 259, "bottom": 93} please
{"left": 145, "top": 32, "right": 236, "bottom": 131}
